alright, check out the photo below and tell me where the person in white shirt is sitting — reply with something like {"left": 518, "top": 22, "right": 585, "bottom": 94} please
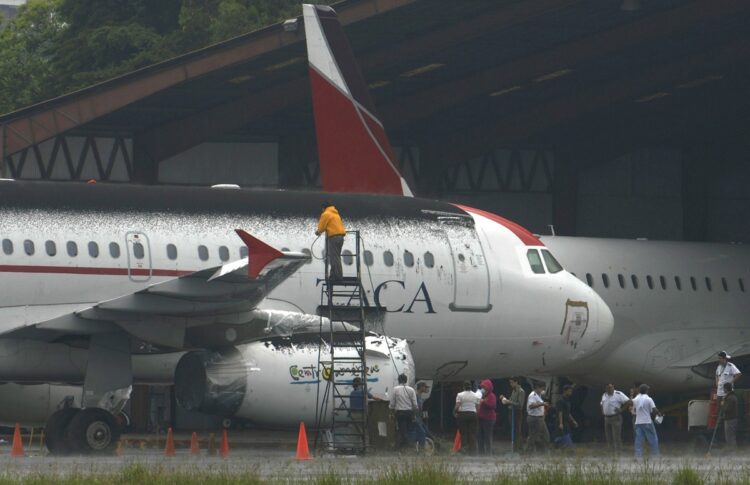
{"left": 716, "top": 351, "right": 741, "bottom": 406}
{"left": 453, "top": 381, "right": 481, "bottom": 454}
{"left": 525, "top": 381, "right": 550, "bottom": 454}
{"left": 389, "top": 373, "right": 418, "bottom": 450}
{"left": 600, "top": 383, "right": 631, "bottom": 454}
{"left": 632, "top": 384, "right": 661, "bottom": 458}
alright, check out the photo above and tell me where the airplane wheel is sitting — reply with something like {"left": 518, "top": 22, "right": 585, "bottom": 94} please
{"left": 66, "top": 408, "right": 120, "bottom": 454}
{"left": 45, "top": 408, "right": 81, "bottom": 454}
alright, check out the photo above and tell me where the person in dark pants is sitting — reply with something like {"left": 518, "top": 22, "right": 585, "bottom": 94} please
{"left": 389, "top": 374, "right": 418, "bottom": 450}
{"left": 501, "top": 377, "right": 526, "bottom": 451}
{"left": 454, "top": 381, "right": 481, "bottom": 455}
{"left": 721, "top": 382, "right": 739, "bottom": 451}
{"left": 315, "top": 201, "right": 346, "bottom": 281}
{"left": 477, "top": 379, "right": 497, "bottom": 455}
{"left": 554, "top": 385, "right": 578, "bottom": 451}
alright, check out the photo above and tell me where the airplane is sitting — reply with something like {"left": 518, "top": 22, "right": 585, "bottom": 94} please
{"left": 542, "top": 236, "right": 750, "bottom": 392}
{"left": 0, "top": 4, "right": 613, "bottom": 454}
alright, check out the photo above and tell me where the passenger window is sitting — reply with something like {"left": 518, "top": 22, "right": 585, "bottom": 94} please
{"left": 617, "top": 274, "right": 626, "bottom": 289}
{"left": 646, "top": 275, "right": 654, "bottom": 290}
{"left": 383, "top": 250, "right": 394, "bottom": 267}
{"left": 674, "top": 276, "right": 682, "bottom": 291}
{"left": 300, "top": 248, "right": 311, "bottom": 264}
{"left": 424, "top": 252, "right": 434, "bottom": 268}
{"left": 198, "top": 245, "right": 209, "bottom": 261}
{"left": 88, "top": 242, "right": 99, "bottom": 258}
{"left": 67, "top": 241, "right": 78, "bottom": 257}
{"left": 740, "top": 278, "right": 746, "bottom": 292}
{"left": 364, "top": 250, "right": 373, "bottom": 266}
{"left": 404, "top": 250, "right": 414, "bottom": 268}
{"left": 240, "top": 247, "right": 249, "bottom": 259}
{"left": 722, "top": 277, "right": 728, "bottom": 292}
{"left": 24, "top": 239, "right": 35, "bottom": 256}
{"left": 133, "top": 242, "right": 145, "bottom": 259}
{"left": 690, "top": 276, "right": 697, "bottom": 291}
{"left": 602, "top": 274, "right": 610, "bottom": 288}
{"left": 2, "top": 239, "right": 13, "bottom": 255}
{"left": 631, "top": 275, "right": 639, "bottom": 289}
{"left": 342, "top": 249, "right": 353, "bottom": 266}
{"left": 45, "top": 240, "right": 57, "bottom": 257}
{"left": 109, "top": 242, "right": 120, "bottom": 259}
{"left": 705, "top": 277, "right": 712, "bottom": 292}
{"left": 219, "top": 246, "right": 230, "bottom": 262}
{"left": 167, "top": 244, "right": 177, "bottom": 260}
{"left": 526, "top": 249, "right": 545, "bottom": 274}
{"left": 586, "top": 273, "right": 594, "bottom": 287}
{"left": 541, "top": 250, "right": 563, "bottom": 273}
{"left": 659, "top": 276, "right": 667, "bottom": 290}
{"left": 281, "top": 247, "right": 290, "bottom": 252}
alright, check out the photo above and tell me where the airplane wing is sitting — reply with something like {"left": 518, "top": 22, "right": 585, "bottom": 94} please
{"left": 0, "top": 230, "right": 341, "bottom": 351}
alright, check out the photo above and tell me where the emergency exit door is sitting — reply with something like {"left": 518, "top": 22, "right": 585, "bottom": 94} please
{"left": 125, "top": 232, "right": 152, "bottom": 282}
{"left": 439, "top": 218, "right": 491, "bottom": 311}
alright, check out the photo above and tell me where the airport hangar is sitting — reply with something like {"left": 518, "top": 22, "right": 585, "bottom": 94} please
{"left": 0, "top": 0, "right": 749, "bottom": 430}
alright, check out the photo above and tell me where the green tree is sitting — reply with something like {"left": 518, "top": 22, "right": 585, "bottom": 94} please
{"left": 0, "top": 0, "right": 65, "bottom": 114}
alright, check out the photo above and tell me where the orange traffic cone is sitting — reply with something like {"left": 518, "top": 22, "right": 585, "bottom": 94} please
{"left": 190, "top": 432, "right": 200, "bottom": 455}
{"left": 164, "top": 427, "right": 176, "bottom": 457}
{"left": 207, "top": 433, "right": 217, "bottom": 455}
{"left": 11, "top": 423, "right": 24, "bottom": 457}
{"left": 115, "top": 439, "right": 125, "bottom": 457}
{"left": 452, "top": 430, "right": 462, "bottom": 453}
{"left": 220, "top": 430, "right": 230, "bottom": 458}
{"left": 295, "top": 421, "right": 311, "bottom": 461}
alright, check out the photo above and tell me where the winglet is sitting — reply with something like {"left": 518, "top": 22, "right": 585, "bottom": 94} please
{"left": 302, "top": 4, "right": 413, "bottom": 196}
{"left": 235, "top": 230, "right": 284, "bottom": 278}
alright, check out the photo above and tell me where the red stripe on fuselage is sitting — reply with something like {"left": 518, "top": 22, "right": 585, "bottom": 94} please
{"left": 454, "top": 204, "right": 543, "bottom": 246}
{"left": 0, "top": 265, "right": 191, "bottom": 277}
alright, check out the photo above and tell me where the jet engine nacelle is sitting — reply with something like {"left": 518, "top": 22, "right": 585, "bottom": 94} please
{"left": 174, "top": 335, "right": 414, "bottom": 426}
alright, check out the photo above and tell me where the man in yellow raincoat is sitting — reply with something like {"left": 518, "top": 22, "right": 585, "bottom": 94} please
{"left": 316, "top": 201, "right": 346, "bottom": 280}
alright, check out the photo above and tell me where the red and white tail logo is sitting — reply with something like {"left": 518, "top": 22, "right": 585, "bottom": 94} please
{"left": 303, "top": 4, "right": 412, "bottom": 196}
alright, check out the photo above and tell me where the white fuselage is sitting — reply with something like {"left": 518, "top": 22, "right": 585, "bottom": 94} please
{"left": 544, "top": 236, "right": 750, "bottom": 392}
{"left": 0, "top": 188, "right": 612, "bottom": 385}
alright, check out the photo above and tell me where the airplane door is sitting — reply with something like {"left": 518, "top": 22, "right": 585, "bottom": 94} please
{"left": 439, "top": 217, "right": 491, "bottom": 312}
{"left": 125, "top": 232, "right": 152, "bottom": 282}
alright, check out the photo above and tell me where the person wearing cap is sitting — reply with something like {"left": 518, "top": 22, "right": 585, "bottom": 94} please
{"left": 721, "top": 382, "right": 739, "bottom": 450}
{"left": 632, "top": 384, "right": 661, "bottom": 458}
{"left": 477, "top": 379, "right": 497, "bottom": 455}
{"left": 600, "top": 383, "right": 631, "bottom": 454}
{"left": 715, "top": 351, "right": 741, "bottom": 407}
{"left": 525, "top": 381, "right": 551, "bottom": 454}
{"left": 315, "top": 201, "right": 346, "bottom": 281}
{"left": 453, "top": 381, "right": 481, "bottom": 455}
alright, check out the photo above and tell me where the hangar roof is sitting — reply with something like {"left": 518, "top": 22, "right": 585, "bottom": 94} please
{"left": 2, "top": 0, "right": 749, "bottom": 168}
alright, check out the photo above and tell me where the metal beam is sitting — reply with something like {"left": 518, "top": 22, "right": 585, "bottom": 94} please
{"left": 0, "top": 0, "right": 418, "bottom": 159}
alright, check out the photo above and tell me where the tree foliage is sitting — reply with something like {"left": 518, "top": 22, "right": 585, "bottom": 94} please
{"left": 0, "top": 0, "right": 331, "bottom": 114}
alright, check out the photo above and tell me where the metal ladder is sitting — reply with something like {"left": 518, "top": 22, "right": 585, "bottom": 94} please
{"left": 315, "top": 230, "right": 368, "bottom": 454}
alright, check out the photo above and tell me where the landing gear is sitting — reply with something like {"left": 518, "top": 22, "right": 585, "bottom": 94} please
{"left": 44, "top": 408, "right": 121, "bottom": 455}
{"left": 44, "top": 408, "right": 79, "bottom": 454}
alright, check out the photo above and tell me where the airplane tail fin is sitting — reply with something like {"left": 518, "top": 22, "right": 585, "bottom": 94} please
{"left": 302, "top": 4, "right": 413, "bottom": 196}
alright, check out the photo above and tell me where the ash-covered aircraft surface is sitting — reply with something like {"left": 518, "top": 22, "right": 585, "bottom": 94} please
{"left": 0, "top": 4, "right": 612, "bottom": 453}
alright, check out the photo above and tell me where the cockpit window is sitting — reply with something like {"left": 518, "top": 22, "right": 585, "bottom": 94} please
{"left": 541, "top": 250, "right": 563, "bottom": 274}
{"left": 526, "top": 249, "right": 545, "bottom": 274}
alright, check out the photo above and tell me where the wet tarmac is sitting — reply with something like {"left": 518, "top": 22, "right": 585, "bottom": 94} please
{"left": 0, "top": 439, "right": 748, "bottom": 482}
